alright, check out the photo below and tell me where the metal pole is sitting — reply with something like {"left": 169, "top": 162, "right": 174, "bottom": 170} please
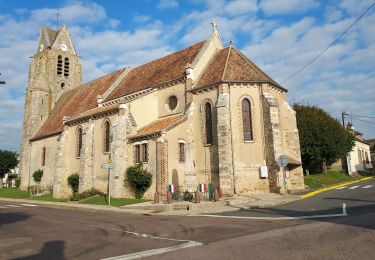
{"left": 342, "top": 111, "right": 345, "bottom": 127}
{"left": 108, "top": 168, "right": 111, "bottom": 206}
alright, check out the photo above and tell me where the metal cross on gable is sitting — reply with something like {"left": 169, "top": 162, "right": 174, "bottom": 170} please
{"left": 211, "top": 19, "right": 218, "bottom": 32}
{"left": 55, "top": 8, "right": 61, "bottom": 30}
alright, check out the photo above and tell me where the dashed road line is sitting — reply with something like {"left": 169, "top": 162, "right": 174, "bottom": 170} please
{"left": 362, "top": 185, "right": 373, "bottom": 189}
{"left": 90, "top": 225, "right": 202, "bottom": 260}
{"left": 336, "top": 186, "right": 348, "bottom": 190}
{"left": 349, "top": 186, "right": 360, "bottom": 190}
{"left": 5, "top": 205, "right": 22, "bottom": 208}
{"left": 20, "top": 203, "right": 38, "bottom": 207}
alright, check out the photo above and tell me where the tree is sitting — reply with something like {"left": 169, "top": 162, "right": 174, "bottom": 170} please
{"left": 293, "top": 104, "right": 354, "bottom": 173}
{"left": 67, "top": 173, "right": 80, "bottom": 193}
{"left": 0, "top": 150, "right": 18, "bottom": 188}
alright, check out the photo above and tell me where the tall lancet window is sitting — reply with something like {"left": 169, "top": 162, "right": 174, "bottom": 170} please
{"left": 76, "top": 127, "right": 83, "bottom": 158}
{"left": 103, "top": 120, "right": 111, "bottom": 153}
{"left": 242, "top": 98, "right": 253, "bottom": 141}
{"left": 205, "top": 102, "right": 213, "bottom": 145}
{"left": 64, "top": 57, "right": 70, "bottom": 77}
{"left": 57, "top": 55, "right": 63, "bottom": 75}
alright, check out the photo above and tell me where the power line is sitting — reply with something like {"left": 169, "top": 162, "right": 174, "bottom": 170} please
{"left": 349, "top": 113, "right": 375, "bottom": 119}
{"left": 282, "top": 1, "right": 375, "bottom": 83}
{"left": 351, "top": 116, "right": 375, "bottom": 125}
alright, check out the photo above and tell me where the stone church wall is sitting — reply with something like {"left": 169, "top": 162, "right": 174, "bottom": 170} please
{"left": 157, "top": 82, "right": 186, "bottom": 118}
{"left": 229, "top": 84, "right": 270, "bottom": 194}
{"left": 28, "top": 135, "right": 59, "bottom": 188}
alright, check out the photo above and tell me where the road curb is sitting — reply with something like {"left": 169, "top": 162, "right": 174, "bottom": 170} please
{"left": 301, "top": 176, "right": 373, "bottom": 199}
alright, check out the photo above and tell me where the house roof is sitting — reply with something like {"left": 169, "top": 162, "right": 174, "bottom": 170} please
{"left": 195, "top": 46, "right": 285, "bottom": 91}
{"left": 31, "top": 68, "right": 125, "bottom": 141}
{"left": 129, "top": 114, "right": 187, "bottom": 140}
{"left": 66, "top": 103, "right": 120, "bottom": 124}
{"left": 104, "top": 41, "right": 205, "bottom": 102}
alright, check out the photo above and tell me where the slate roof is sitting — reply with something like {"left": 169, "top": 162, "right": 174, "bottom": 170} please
{"left": 31, "top": 68, "right": 125, "bottom": 141}
{"left": 195, "top": 46, "right": 285, "bottom": 91}
{"left": 104, "top": 41, "right": 205, "bottom": 102}
{"left": 129, "top": 114, "right": 187, "bottom": 140}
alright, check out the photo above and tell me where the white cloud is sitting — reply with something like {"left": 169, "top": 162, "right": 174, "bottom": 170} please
{"left": 260, "top": 0, "right": 320, "bottom": 15}
{"left": 225, "top": 0, "right": 258, "bottom": 15}
{"left": 157, "top": 0, "right": 178, "bottom": 9}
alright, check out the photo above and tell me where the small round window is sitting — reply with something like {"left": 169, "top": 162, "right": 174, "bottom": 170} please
{"left": 168, "top": 95, "right": 178, "bottom": 110}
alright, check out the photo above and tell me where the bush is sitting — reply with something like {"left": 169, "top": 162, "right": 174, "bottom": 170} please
{"left": 78, "top": 188, "right": 104, "bottom": 200}
{"left": 183, "top": 191, "right": 193, "bottom": 201}
{"left": 32, "top": 169, "right": 43, "bottom": 183}
{"left": 15, "top": 178, "right": 21, "bottom": 188}
{"left": 67, "top": 173, "right": 79, "bottom": 193}
{"left": 126, "top": 164, "right": 152, "bottom": 199}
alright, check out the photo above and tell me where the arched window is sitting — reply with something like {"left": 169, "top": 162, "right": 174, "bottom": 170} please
{"left": 61, "top": 82, "right": 65, "bottom": 89}
{"left": 205, "top": 102, "right": 213, "bottom": 145}
{"left": 57, "top": 55, "right": 63, "bottom": 75}
{"left": 104, "top": 120, "right": 111, "bottom": 153}
{"left": 64, "top": 57, "right": 69, "bottom": 77}
{"left": 242, "top": 98, "right": 253, "bottom": 141}
{"left": 76, "top": 127, "right": 83, "bottom": 158}
{"left": 41, "top": 147, "right": 46, "bottom": 166}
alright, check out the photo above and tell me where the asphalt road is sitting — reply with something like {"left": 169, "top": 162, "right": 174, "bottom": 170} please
{"left": 0, "top": 178, "right": 374, "bottom": 260}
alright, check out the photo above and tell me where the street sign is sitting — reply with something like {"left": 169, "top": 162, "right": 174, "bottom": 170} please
{"left": 277, "top": 155, "right": 288, "bottom": 167}
{"left": 101, "top": 163, "right": 113, "bottom": 169}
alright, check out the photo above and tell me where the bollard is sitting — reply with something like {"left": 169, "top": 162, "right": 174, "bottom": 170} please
{"left": 214, "top": 188, "right": 220, "bottom": 202}
{"left": 167, "top": 191, "right": 173, "bottom": 204}
{"left": 154, "top": 191, "right": 160, "bottom": 203}
{"left": 195, "top": 191, "right": 200, "bottom": 204}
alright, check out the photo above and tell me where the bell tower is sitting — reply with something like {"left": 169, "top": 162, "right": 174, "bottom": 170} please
{"left": 19, "top": 25, "right": 82, "bottom": 190}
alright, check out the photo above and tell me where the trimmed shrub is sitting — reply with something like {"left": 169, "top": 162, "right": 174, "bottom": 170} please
{"left": 32, "top": 169, "right": 43, "bottom": 183}
{"left": 67, "top": 173, "right": 79, "bottom": 193}
{"left": 126, "top": 164, "right": 152, "bottom": 199}
{"left": 15, "top": 178, "right": 21, "bottom": 188}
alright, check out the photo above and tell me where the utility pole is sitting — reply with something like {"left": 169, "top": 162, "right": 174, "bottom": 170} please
{"left": 0, "top": 73, "right": 5, "bottom": 85}
{"left": 342, "top": 111, "right": 346, "bottom": 128}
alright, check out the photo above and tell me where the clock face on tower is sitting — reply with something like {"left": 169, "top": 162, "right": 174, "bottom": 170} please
{"left": 60, "top": 43, "right": 68, "bottom": 52}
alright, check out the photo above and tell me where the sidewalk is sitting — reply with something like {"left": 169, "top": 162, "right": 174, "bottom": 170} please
{"left": 0, "top": 193, "right": 300, "bottom": 216}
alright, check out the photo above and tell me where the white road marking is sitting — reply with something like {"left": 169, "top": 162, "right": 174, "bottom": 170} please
{"left": 0, "top": 206, "right": 7, "bottom": 209}
{"left": 349, "top": 186, "right": 359, "bottom": 189}
{"left": 5, "top": 205, "right": 22, "bottom": 208}
{"left": 193, "top": 203, "right": 348, "bottom": 220}
{"left": 20, "top": 204, "right": 38, "bottom": 207}
{"left": 336, "top": 186, "right": 347, "bottom": 190}
{"left": 362, "top": 185, "right": 373, "bottom": 189}
{"left": 90, "top": 225, "right": 202, "bottom": 260}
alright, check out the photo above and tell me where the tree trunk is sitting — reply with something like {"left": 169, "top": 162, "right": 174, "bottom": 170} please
{"left": 322, "top": 160, "right": 328, "bottom": 173}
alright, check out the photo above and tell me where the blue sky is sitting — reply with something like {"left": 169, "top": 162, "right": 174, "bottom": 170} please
{"left": 0, "top": 0, "right": 374, "bottom": 152}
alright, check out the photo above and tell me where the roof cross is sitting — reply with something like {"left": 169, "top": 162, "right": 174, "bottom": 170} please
{"left": 211, "top": 19, "right": 218, "bottom": 33}
{"left": 55, "top": 8, "right": 61, "bottom": 30}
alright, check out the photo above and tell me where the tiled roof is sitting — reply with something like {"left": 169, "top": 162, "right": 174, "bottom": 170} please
{"left": 31, "top": 68, "right": 125, "bottom": 141}
{"left": 130, "top": 114, "right": 187, "bottom": 140}
{"left": 104, "top": 41, "right": 205, "bottom": 102}
{"left": 195, "top": 46, "right": 285, "bottom": 90}
{"left": 66, "top": 103, "right": 119, "bottom": 123}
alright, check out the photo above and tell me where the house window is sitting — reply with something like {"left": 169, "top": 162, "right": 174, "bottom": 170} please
{"left": 142, "top": 143, "right": 148, "bottom": 162}
{"left": 242, "top": 98, "right": 253, "bottom": 141}
{"left": 135, "top": 145, "right": 141, "bottom": 163}
{"left": 205, "top": 102, "right": 213, "bottom": 145}
{"left": 76, "top": 127, "right": 83, "bottom": 158}
{"left": 365, "top": 152, "right": 370, "bottom": 163}
{"left": 134, "top": 143, "right": 148, "bottom": 163}
{"left": 179, "top": 142, "right": 185, "bottom": 163}
{"left": 168, "top": 95, "right": 178, "bottom": 110}
{"left": 61, "top": 82, "right": 65, "bottom": 89}
{"left": 57, "top": 55, "right": 63, "bottom": 75}
{"left": 64, "top": 57, "right": 70, "bottom": 77}
{"left": 358, "top": 149, "right": 362, "bottom": 162}
{"left": 41, "top": 147, "right": 46, "bottom": 166}
{"left": 103, "top": 120, "right": 111, "bottom": 153}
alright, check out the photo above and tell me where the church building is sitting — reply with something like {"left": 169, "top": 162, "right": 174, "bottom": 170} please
{"left": 19, "top": 24, "right": 304, "bottom": 199}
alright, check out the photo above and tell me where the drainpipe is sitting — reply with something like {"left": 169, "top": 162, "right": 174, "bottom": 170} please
{"left": 228, "top": 83, "right": 236, "bottom": 194}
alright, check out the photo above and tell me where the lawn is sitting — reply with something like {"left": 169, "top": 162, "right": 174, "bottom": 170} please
{"left": 81, "top": 195, "right": 148, "bottom": 206}
{"left": 0, "top": 188, "right": 68, "bottom": 202}
{"left": 304, "top": 171, "right": 354, "bottom": 189}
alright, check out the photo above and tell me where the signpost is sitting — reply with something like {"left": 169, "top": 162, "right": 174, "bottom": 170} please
{"left": 277, "top": 155, "right": 288, "bottom": 192}
{"left": 101, "top": 160, "right": 113, "bottom": 206}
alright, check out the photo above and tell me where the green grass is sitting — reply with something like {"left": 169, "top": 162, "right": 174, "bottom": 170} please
{"left": 0, "top": 188, "right": 29, "bottom": 199}
{"left": 81, "top": 195, "right": 148, "bottom": 206}
{"left": 304, "top": 171, "right": 354, "bottom": 189}
{"left": 0, "top": 188, "right": 68, "bottom": 202}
